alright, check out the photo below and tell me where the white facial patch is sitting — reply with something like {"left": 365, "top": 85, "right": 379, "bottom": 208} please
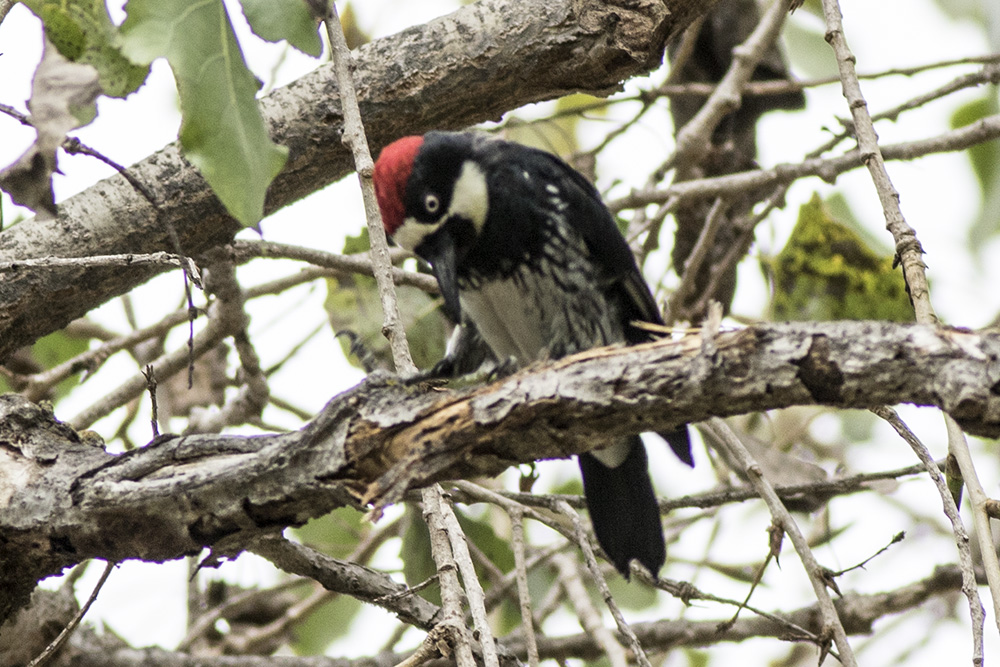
{"left": 393, "top": 216, "right": 440, "bottom": 252}
{"left": 448, "top": 161, "right": 489, "bottom": 231}
{"left": 390, "top": 161, "right": 488, "bottom": 252}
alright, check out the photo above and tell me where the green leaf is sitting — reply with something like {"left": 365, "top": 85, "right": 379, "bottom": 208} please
{"left": 325, "top": 233, "right": 448, "bottom": 371}
{"left": 606, "top": 570, "right": 658, "bottom": 609}
{"left": 22, "top": 0, "right": 150, "bottom": 98}
{"left": 782, "top": 9, "right": 839, "bottom": 80}
{"left": 456, "top": 511, "right": 515, "bottom": 574}
{"left": 120, "top": 0, "right": 288, "bottom": 228}
{"left": 952, "top": 95, "right": 1000, "bottom": 249}
{"left": 401, "top": 505, "right": 440, "bottom": 605}
{"left": 337, "top": 2, "right": 370, "bottom": 51}
{"left": 240, "top": 0, "right": 323, "bottom": 57}
{"left": 292, "top": 506, "right": 367, "bottom": 559}
{"left": 291, "top": 594, "right": 362, "bottom": 654}
{"left": 502, "top": 93, "right": 596, "bottom": 158}
{"left": 953, "top": 95, "right": 1000, "bottom": 194}
{"left": 342, "top": 227, "right": 371, "bottom": 255}
{"left": 767, "top": 193, "right": 913, "bottom": 322}
{"left": 0, "top": 329, "right": 92, "bottom": 400}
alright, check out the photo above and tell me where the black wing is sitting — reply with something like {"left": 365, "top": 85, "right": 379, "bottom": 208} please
{"left": 513, "top": 147, "right": 692, "bottom": 465}
{"left": 515, "top": 145, "right": 665, "bottom": 341}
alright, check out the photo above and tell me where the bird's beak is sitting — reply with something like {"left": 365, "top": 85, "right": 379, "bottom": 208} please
{"left": 417, "top": 227, "right": 462, "bottom": 323}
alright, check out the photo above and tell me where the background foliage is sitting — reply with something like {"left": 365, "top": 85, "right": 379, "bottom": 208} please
{"left": 1, "top": 0, "right": 999, "bottom": 665}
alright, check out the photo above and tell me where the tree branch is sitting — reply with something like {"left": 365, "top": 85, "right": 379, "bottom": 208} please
{"left": 0, "top": 0, "right": 708, "bottom": 363}
{"left": 4, "top": 320, "right": 1000, "bottom": 622}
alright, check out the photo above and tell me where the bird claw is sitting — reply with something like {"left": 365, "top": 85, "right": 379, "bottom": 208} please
{"left": 486, "top": 356, "right": 520, "bottom": 381}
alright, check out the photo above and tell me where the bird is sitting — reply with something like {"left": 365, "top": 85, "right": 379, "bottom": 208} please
{"left": 373, "top": 131, "right": 692, "bottom": 577}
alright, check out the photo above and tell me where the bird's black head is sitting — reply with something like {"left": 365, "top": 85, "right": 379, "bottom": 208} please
{"left": 374, "top": 132, "right": 490, "bottom": 321}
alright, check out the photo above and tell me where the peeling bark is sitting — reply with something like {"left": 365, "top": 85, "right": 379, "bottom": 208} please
{"left": 3, "top": 320, "right": 999, "bottom": 623}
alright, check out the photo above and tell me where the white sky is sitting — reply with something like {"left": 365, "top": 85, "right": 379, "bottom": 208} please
{"left": 2, "top": 0, "right": 999, "bottom": 664}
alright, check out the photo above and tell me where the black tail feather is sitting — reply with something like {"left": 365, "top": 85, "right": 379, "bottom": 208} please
{"left": 659, "top": 426, "right": 694, "bottom": 467}
{"left": 578, "top": 438, "right": 665, "bottom": 578}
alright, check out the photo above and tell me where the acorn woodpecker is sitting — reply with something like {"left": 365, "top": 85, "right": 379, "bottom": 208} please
{"left": 373, "top": 131, "right": 692, "bottom": 577}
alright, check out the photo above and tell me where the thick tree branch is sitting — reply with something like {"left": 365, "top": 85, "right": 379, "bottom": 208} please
{"left": 4, "top": 320, "right": 1000, "bottom": 623}
{"left": 0, "top": 0, "right": 709, "bottom": 363}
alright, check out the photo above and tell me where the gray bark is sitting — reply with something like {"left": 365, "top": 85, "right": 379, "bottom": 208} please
{"left": 3, "top": 320, "right": 999, "bottom": 623}
{"left": 0, "top": 0, "right": 710, "bottom": 363}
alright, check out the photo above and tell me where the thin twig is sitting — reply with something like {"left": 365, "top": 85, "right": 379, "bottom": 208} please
{"left": 325, "top": 2, "right": 415, "bottom": 375}
{"left": 26, "top": 561, "right": 114, "bottom": 667}
{"left": 421, "top": 486, "right": 477, "bottom": 667}
{"left": 704, "top": 418, "right": 855, "bottom": 665}
{"left": 486, "top": 53, "right": 1000, "bottom": 135}
{"left": 59, "top": 136, "right": 201, "bottom": 379}
{"left": 819, "top": 0, "right": 933, "bottom": 323}
{"left": 611, "top": 115, "right": 1000, "bottom": 213}
{"left": 461, "top": 458, "right": 938, "bottom": 514}
{"left": 665, "top": 197, "right": 729, "bottom": 324}
{"left": 0, "top": 251, "right": 187, "bottom": 272}
{"left": 69, "top": 297, "right": 230, "bottom": 429}
{"left": 185, "top": 253, "right": 268, "bottom": 433}
{"left": 872, "top": 407, "right": 986, "bottom": 665}
{"left": 228, "top": 240, "right": 436, "bottom": 292}
{"left": 653, "top": 52, "right": 1000, "bottom": 100}
{"left": 556, "top": 500, "right": 653, "bottom": 667}
{"left": 439, "top": 496, "right": 501, "bottom": 667}
{"left": 552, "top": 553, "right": 628, "bottom": 667}
{"left": 668, "top": 0, "right": 793, "bottom": 174}
{"left": 141, "top": 365, "right": 159, "bottom": 438}
{"left": 944, "top": 415, "right": 1000, "bottom": 633}
{"left": 509, "top": 507, "right": 540, "bottom": 667}
{"left": 177, "top": 578, "right": 313, "bottom": 652}
{"left": 821, "top": 0, "right": 995, "bottom": 656}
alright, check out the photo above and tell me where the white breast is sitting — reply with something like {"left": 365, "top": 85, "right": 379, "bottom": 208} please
{"left": 458, "top": 259, "right": 624, "bottom": 365}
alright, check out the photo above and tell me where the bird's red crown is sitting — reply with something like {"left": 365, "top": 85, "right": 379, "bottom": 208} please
{"left": 373, "top": 135, "right": 424, "bottom": 236}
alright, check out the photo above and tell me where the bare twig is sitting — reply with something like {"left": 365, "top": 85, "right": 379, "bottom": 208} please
{"left": 227, "top": 240, "right": 436, "bottom": 292}
{"left": 26, "top": 561, "right": 114, "bottom": 667}
{"left": 665, "top": 197, "right": 729, "bottom": 324}
{"left": 820, "top": 0, "right": 934, "bottom": 323}
{"left": 944, "top": 415, "right": 1000, "bottom": 632}
{"left": 490, "top": 54, "right": 1000, "bottom": 135}
{"left": 141, "top": 365, "right": 159, "bottom": 438}
{"left": 250, "top": 535, "right": 440, "bottom": 631}
{"left": 438, "top": 497, "right": 501, "bottom": 667}
{"left": 68, "top": 302, "right": 229, "bottom": 430}
{"left": 556, "top": 500, "right": 652, "bottom": 667}
{"left": 393, "top": 625, "right": 456, "bottom": 667}
{"left": 552, "top": 553, "right": 628, "bottom": 667}
{"left": 509, "top": 507, "right": 540, "bottom": 667}
{"left": 0, "top": 252, "right": 188, "bottom": 272}
{"left": 469, "top": 458, "right": 937, "bottom": 515}
{"left": 703, "top": 418, "right": 855, "bottom": 665}
{"left": 611, "top": 115, "right": 1000, "bottom": 212}
{"left": 221, "top": 584, "right": 328, "bottom": 655}
{"left": 325, "top": 3, "right": 415, "bottom": 375}
{"left": 421, "top": 487, "right": 477, "bottom": 667}
{"left": 831, "top": 531, "right": 907, "bottom": 577}
{"left": 872, "top": 407, "right": 986, "bottom": 664}
{"left": 184, "top": 254, "right": 268, "bottom": 433}
{"left": 669, "top": 0, "right": 792, "bottom": 173}
{"left": 820, "top": 0, "right": 997, "bottom": 655}
{"left": 653, "top": 53, "right": 1000, "bottom": 100}
{"left": 178, "top": 578, "right": 313, "bottom": 652}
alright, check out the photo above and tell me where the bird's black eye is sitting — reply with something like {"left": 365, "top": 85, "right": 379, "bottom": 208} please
{"left": 424, "top": 193, "right": 440, "bottom": 214}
